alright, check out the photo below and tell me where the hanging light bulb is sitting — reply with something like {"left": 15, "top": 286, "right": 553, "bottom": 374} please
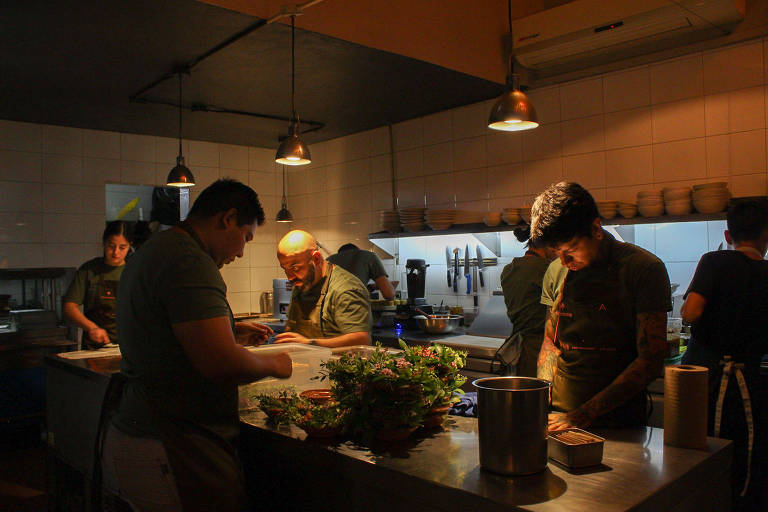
{"left": 275, "top": 15, "right": 311, "bottom": 166}
{"left": 276, "top": 164, "right": 293, "bottom": 222}
{"left": 167, "top": 72, "right": 196, "bottom": 187}
{"left": 488, "top": 73, "right": 538, "bottom": 132}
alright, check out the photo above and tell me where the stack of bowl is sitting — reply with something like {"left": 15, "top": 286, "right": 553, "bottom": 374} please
{"left": 380, "top": 210, "right": 400, "bottom": 233}
{"left": 454, "top": 210, "right": 485, "bottom": 224}
{"left": 618, "top": 202, "right": 638, "bottom": 218}
{"left": 637, "top": 190, "right": 664, "bottom": 217}
{"left": 502, "top": 207, "right": 521, "bottom": 225}
{"left": 520, "top": 205, "right": 533, "bottom": 224}
{"left": 483, "top": 211, "right": 502, "bottom": 227}
{"left": 692, "top": 182, "right": 730, "bottom": 213}
{"left": 399, "top": 207, "right": 427, "bottom": 232}
{"left": 663, "top": 186, "right": 693, "bottom": 215}
{"left": 425, "top": 209, "right": 457, "bottom": 230}
{"left": 596, "top": 200, "right": 619, "bottom": 219}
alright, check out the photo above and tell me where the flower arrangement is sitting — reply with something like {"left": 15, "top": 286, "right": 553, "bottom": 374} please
{"left": 318, "top": 341, "right": 467, "bottom": 441}
{"left": 288, "top": 398, "right": 347, "bottom": 438}
{"left": 254, "top": 388, "right": 299, "bottom": 425}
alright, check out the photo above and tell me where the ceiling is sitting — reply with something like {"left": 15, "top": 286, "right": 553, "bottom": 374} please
{"left": 0, "top": 0, "right": 512, "bottom": 148}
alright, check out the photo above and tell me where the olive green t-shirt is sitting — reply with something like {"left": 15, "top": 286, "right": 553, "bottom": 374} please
{"left": 112, "top": 228, "right": 237, "bottom": 440}
{"left": 289, "top": 264, "right": 372, "bottom": 337}
{"left": 327, "top": 248, "right": 387, "bottom": 286}
{"left": 500, "top": 255, "right": 550, "bottom": 335}
{"left": 62, "top": 257, "right": 124, "bottom": 344}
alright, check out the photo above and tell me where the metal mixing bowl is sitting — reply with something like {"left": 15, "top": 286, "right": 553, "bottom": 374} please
{"left": 414, "top": 314, "right": 462, "bottom": 334}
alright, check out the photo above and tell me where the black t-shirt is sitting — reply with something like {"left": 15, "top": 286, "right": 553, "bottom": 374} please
{"left": 684, "top": 250, "right": 768, "bottom": 378}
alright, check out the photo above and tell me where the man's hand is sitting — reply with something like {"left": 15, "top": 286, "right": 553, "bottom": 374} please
{"left": 234, "top": 321, "right": 273, "bottom": 346}
{"left": 548, "top": 410, "right": 593, "bottom": 431}
{"left": 87, "top": 327, "right": 110, "bottom": 346}
{"left": 269, "top": 352, "right": 293, "bottom": 378}
{"left": 274, "top": 331, "right": 311, "bottom": 344}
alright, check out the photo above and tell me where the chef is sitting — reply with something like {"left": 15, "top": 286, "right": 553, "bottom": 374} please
{"left": 327, "top": 243, "right": 396, "bottom": 299}
{"left": 531, "top": 182, "right": 671, "bottom": 430}
{"left": 275, "top": 230, "right": 372, "bottom": 348}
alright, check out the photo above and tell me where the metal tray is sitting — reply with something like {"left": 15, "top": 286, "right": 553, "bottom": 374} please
{"left": 548, "top": 428, "right": 605, "bottom": 468}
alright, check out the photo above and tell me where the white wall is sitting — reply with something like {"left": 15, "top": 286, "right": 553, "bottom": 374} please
{"left": 2, "top": 37, "right": 766, "bottom": 315}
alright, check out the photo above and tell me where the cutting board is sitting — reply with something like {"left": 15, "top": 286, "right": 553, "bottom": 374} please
{"left": 432, "top": 334, "right": 505, "bottom": 358}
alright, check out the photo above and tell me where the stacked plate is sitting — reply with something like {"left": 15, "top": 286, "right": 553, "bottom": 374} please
{"left": 596, "top": 200, "right": 619, "bottom": 219}
{"left": 663, "top": 186, "right": 692, "bottom": 216}
{"left": 483, "top": 211, "right": 502, "bottom": 227}
{"left": 618, "top": 202, "right": 638, "bottom": 218}
{"left": 637, "top": 190, "right": 664, "bottom": 217}
{"left": 380, "top": 210, "right": 400, "bottom": 233}
{"left": 693, "top": 182, "right": 730, "bottom": 213}
{"left": 520, "top": 205, "right": 533, "bottom": 224}
{"left": 425, "top": 209, "right": 457, "bottom": 230}
{"left": 399, "top": 207, "right": 427, "bottom": 232}
{"left": 454, "top": 210, "right": 485, "bottom": 224}
{"left": 502, "top": 207, "right": 522, "bottom": 225}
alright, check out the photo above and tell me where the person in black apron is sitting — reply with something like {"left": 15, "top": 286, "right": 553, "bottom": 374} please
{"left": 275, "top": 230, "right": 373, "bottom": 348}
{"left": 681, "top": 198, "right": 768, "bottom": 511}
{"left": 63, "top": 221, "right": 133, "bottom": 348}
{"left": 530, "top": 182, "right": 671, "bottom": 430}
{"left": 104, "top": 180, "right": 292, "bottom": 511}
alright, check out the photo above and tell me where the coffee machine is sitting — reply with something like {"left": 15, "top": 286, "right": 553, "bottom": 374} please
{"left": 395, "top": 259, "right": 432, "bottom": 329}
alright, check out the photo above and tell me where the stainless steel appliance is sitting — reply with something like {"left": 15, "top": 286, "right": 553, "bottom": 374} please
{"left": 272, "top": 279, "right": 293, "bottom": 320}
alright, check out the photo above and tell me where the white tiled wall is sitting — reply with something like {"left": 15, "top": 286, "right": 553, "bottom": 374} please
{"left": 0, "top": 121, "right": 283, "bottom": 314}
{"left": 286, "top": 38, "right": 767, "bottom": 308}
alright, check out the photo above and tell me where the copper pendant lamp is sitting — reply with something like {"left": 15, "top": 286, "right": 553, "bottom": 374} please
{"left": 166, "top": 72, "right": 195, "bottom": 187}
{"left": 275, "top": 15, "right": 311, "bottom": 166}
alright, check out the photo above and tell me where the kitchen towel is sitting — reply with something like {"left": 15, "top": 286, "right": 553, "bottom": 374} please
{"left": 664, "top": 364, "right": 708, "bottom": 450}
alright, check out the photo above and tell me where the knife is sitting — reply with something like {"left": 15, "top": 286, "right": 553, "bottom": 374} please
{"left": 464, "top": 244, "right": 471, "bottom": 295}
{"left": 476, "top": 245, "right": 485, "bottom": 287}
{"left": 445, "top": 246, "right": 453, "bottom": 288}
{"left": 453, "top": 248, "right": 459, "bottom": 293}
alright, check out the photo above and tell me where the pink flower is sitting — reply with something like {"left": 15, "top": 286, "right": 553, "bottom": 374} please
{"left": 396, "top": 358, "right": 412, "bottom": 369}
{"left": 380, "top": 368, "right": 396, "bottom": 377}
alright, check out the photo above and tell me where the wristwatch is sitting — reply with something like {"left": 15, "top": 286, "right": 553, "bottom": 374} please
{"left": 308, "top": 339, "right": 316, "bottom": 345}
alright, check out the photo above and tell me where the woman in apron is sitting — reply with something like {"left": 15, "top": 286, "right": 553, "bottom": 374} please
{"left": 63, "top": 220, "right": 132, "bottom": 348}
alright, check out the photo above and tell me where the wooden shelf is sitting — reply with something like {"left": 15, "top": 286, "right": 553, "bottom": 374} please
{"left": 368, "top": 212, "right": 727, "bottom": 239}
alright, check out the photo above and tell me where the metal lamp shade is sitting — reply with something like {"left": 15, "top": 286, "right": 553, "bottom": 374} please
{"left": 488, "top": 89, "right": 539, "bottom": 132}
{"left": 276, "top": 205, "right": 294, "bottom": 222}
{"left": 166, "top": 156, "right": 195, "bottom": 187}
{"left": 275, "top": 131, "right": 311, "bottom": 166}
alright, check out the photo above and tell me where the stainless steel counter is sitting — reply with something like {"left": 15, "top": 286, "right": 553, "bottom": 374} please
{"left": 240, "top": 411, "right": 732, "bottom": 511}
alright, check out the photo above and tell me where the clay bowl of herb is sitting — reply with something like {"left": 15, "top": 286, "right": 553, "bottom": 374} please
{"left": 299, "top": 388, "right": 333, "bottom": 404}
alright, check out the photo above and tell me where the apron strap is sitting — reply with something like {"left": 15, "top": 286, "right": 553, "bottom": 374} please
{"left": 714, "top": 355, "right": 754, "bottom": 497}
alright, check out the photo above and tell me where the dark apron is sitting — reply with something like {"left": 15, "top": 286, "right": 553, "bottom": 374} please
{"left": 84, "top": 273, "right": 120, "bottom": 347}
{"left": 552, "top": 259, "right": 647, "bottom": 427}
{"left": 286, "top": 264, "right": 334, "bottom": 339}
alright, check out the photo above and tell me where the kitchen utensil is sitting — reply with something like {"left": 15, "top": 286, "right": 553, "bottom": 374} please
{"left": 472, "top": 265, "right": 478, "bottom": 307}
{"left": 473, "top": 376, "right": 551, "bottom": 475}
{"left": 476, "top": 246, "right": 485, "bottom": 287}
{"left": 548, "top": 428, "right": 605, "bottom": 468}
{"left": 464, "top": 244, "right": 471, "bottom": 295}
{"left": 414, "top": 314, "right": 462, "bottom": 334}
{"left": 445, "top": 246, "right": 452, "bottom": 287}
{"left": 453, "top": 248, "right": 459, "bottom": 293}
{"left": 259, "top": 291, "right": 273, "bottom": 315}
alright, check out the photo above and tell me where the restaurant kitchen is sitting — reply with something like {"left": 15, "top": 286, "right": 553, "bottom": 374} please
{"left": 1, "top": 0, "right": 768, "bottom": 510}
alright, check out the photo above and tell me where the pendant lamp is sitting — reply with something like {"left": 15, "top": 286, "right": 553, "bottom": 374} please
{"left": 276, "top": 165, "right": 293, "bottom": 222}
{"left": 488, "top": 0, "right": 538, "bottom": 132}
{"left": 167, "top": 72, "right": 196, "bottom": 187}
{"left": 275, "top": 15, "right": 311, "bottom": 166}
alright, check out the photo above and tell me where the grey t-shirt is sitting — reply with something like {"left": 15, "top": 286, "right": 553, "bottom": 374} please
{"left": 113, "top": 228, "right": 237, "bottom": 440}
{"left": 327, "top": 248, "right": 387, "bottom": 286}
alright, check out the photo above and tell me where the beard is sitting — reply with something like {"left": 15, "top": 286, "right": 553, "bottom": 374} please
{"left": 300, "top": 261, "right": 317, "bottom": 292}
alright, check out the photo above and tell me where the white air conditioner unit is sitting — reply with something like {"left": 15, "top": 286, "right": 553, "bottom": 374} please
{"left": 512, "top": 0, "right": 745, "bottom": 75}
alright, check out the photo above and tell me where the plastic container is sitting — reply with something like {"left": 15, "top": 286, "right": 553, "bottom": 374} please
{"left": 238, "top": 343, "right": 332, "bottom": 409}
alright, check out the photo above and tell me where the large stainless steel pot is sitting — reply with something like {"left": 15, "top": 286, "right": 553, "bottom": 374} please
{"left": 473, "top": 376, "right": 551, "bottom": 475}
{"left": 414, "top": 314, "right": 462, "bottom": 334}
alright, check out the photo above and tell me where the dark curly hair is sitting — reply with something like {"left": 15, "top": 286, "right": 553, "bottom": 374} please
{"left": 530, "top": 182, "right": 599, "bottom": 247}
{"left": 188, "top": 179, "right": 265, "bottom": 226}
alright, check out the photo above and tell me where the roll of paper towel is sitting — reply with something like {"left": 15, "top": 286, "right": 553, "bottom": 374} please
{"left": 664, "top": 364, "right": 709, "bottom": 450}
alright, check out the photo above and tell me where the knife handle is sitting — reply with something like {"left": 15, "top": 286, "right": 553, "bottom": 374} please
{"left": 479, "top": 270, "right": 485, "bottom": 287}
{"left": 466, "top": 273, "right": 471, "bottom": 295}
{"left": 447, "top": 270, "right": 452, "bottom": 287}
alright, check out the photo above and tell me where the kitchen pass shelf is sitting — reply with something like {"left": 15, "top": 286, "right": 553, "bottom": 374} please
{"left": 368, "top": 211, "right": 727, "bottom": 240}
